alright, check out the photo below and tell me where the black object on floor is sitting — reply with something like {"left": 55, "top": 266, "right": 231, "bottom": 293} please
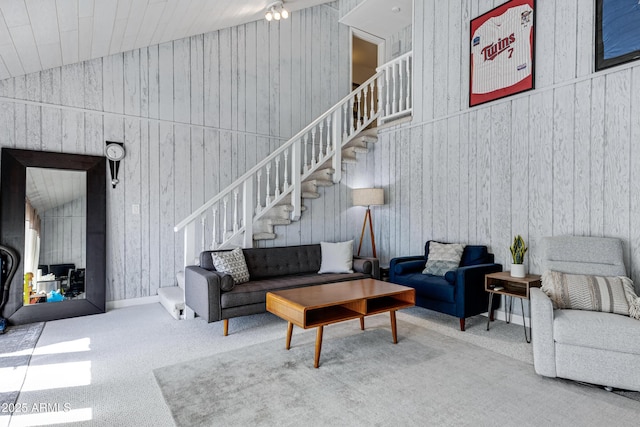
{"left": 0, "top": 244, "right": 20, "bottom": 334}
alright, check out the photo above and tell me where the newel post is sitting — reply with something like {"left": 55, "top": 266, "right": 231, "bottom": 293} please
{"left": 183, "top": 221, "right": 197, "bottom": 268}
{"left": 331, "top": 109, "right": 342, "bottom": 184}
{"left": 290, "top": 140, "right": 302, "bottom": 221}
{"left": 183, "top": 222, "right": 197, "bottom": 319}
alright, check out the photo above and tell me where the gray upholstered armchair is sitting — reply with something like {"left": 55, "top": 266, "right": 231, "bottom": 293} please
{"left": 530, "top": 236, "right": 640, "bottom": 391}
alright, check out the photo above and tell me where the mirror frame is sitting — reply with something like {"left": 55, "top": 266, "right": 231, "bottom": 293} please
{"left": 1, "top": 148, "right": 106, "bottom": 324}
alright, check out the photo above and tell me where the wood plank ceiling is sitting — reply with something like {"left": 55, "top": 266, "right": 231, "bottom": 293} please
{"left": 0, "top": 0, "right": 332, "bottom": 80}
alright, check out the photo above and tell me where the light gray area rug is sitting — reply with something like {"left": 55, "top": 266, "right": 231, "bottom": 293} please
{"left": 154, "top": 317, "right": 639, "bottom": 427}
{"left": 0, "top": 322, "right": 44, "bottom": 425}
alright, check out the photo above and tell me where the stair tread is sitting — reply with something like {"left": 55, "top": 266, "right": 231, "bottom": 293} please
{"left": 268, "top": 218, "right": 291, "bottom": 226}
{"left": 303, "top": 178, "right": 333, "bottom": 187}
{"left": 253, "top": 232, "right": 276, "bottom": 240}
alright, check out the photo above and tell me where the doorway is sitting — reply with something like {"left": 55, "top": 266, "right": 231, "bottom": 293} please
{"left": 351, "top": 30, "right": 384, "bottom": 129}
{"left": 351, "top": 31, "right": 383, "bottom": 89}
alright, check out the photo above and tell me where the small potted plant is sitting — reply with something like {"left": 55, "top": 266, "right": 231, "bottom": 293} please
{"left": 510, "top": 235, "right": 528, "bottom": 278}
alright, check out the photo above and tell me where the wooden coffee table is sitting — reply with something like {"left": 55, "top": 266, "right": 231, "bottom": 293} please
{"left": 266, "top": 278, "right": 415, "bottom": 368}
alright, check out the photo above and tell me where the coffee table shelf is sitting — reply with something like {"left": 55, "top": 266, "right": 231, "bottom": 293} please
{"left": 367, "top": 295, "right": 414, "bottom": 313}
{"left": 306, "top": 306, "right": 362, "bottom": 327}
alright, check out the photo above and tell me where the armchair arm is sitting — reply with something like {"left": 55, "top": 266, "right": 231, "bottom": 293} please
{"left": 530, "top": 287, "right": 557, "bottom": 377}
{"left": 389, "top": 256, "right": 425, "bottom": 281}
{"left": 353, "top": 256, "right": 380, "bottom": 279}
{"left": 453, "top": 263, "right": 503, "bottom": 318}
{"left": 185, "top": 266, "right": 231, "bottom": 323}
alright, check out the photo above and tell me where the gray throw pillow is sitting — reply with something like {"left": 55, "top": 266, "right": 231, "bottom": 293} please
{"left": 211, "top": 248, "right": 250, "bottom": 285}
{"left": 423, "top": 242, "right": 465, "bottom": 276}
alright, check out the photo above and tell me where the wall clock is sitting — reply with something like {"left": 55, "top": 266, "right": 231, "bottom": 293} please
{"left": 105, "top": 141, "right": 125, "bottom": 188}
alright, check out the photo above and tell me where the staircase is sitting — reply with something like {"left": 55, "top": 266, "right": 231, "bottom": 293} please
{"left": 174, "top": 52, "right": 412, "bottom": 267}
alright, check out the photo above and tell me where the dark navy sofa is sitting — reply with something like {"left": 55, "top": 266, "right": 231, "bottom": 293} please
{"left": 389, "top": 241, "right": 502, "bottom": 331}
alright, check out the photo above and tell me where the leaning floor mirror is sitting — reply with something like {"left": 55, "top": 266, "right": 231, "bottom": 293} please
{"left": 0, "top": 148, "right": 106, "bottom": 324}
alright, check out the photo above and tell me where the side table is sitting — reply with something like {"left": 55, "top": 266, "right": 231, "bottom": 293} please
{"left": 380, "top": 266, "right": 390, "bottom": 282}
{"left": 485, "top": 271, "right": 541, "bottom": 343}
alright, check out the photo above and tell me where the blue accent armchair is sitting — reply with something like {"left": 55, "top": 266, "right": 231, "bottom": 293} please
{"left": 389, "top": 241, "right": 502, "bottom": 331}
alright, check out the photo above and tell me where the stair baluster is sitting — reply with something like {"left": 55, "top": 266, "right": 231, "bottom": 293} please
{"left": 384, "top": 69, "right": 393, "bottom": 116}
{"left": 275, "top": 157, "right": 281, "bottom": 197}
{"left": 369, "top": 80, "right": 376, "bottom": 119}
{"left": 283, "top": 150, "right": 289, "bottom": 190}
{"left": 222, "top": 197, "right": 228, "bottom": 240}
{"left": 211, "top": 206, "right": 218, "bottom": 249}
{"left": 326, "top": 115, "right": 333, "bottom": 154}
{"left": 303, "top": 134, "right": 309, "bottom": 171}
{"left": 363, "top": 85, "right": 369, "bottom": 124}
{"left": 342, "top": 103, "right": 348, "bottom": 141}
{"left": 255, "top": 170, "right": 262, "bottom": 214}
{"left": 318, "top": 121, "right": 325, "bottom": 158}
{"left": 393, "top": 62, "right": 399, "bottom": 114}
{"left": 349, "top": 96, "right": 360, "bottom": 136}
{"left": 355, "top": 94, "right": 360, "bottom": 132}
{"left": 233, "top": 188, "right": 239, "bottom": 233}
{"left": 265, "top": 163, "right": 272, "bottom": 205}
{"left": 405, "top": 56, "right": 411, "bottom": 111}
{"left": 200, "top": 215, "right": 206, "bottom": 253}
{"left": 311, "top": 127, "right": 317, "bottom": 168}
{"left": 399, "top": 61, "right": 404, "bottom": 111}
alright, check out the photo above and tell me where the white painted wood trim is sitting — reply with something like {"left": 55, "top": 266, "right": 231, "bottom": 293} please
{"left": 106, "top": 295, "right": 160, "bottom": 310}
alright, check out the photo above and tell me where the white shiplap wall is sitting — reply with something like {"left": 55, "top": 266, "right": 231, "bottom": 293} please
{"left": 0, "top": 3, "right": 350, "bottom": 302}
{"left": 39, "top": 196, "right": 86, "bottom": 268}
{"left": 354, "top": 0, "right": 640, "bottom": 294}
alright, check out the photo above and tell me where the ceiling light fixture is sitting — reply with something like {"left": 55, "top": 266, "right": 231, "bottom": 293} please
{"left": 265, "top": 1, "right": 289, "bottom": 22}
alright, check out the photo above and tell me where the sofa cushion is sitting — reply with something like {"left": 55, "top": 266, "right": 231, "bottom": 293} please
{"left": 542, "top": 270, "right": 640, "bottom": 319}
{"left": 220, "top": 272, "right": 369, "bottom": 308}
{"left": 211, "top": 248, "right": 250, "bottom": 285}
{"left": 242, "top": 245, "right": 322, "bottom": 278}
{"left": 423, "top": 242, "right": 465, "bottom": 276}
{"left": 553, "top": 309, "right": 640, "bottom": 355}
{"left": 318, "top": 240, "right": 354, "bottom": 274}
{"left": 390, "top": 273, "right": 455, "bottom": 303}
{"left": 460, "top": 245, "right": 489, "bottom": 266}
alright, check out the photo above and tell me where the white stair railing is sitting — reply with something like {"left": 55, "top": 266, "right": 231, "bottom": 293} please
{"left": 175, "top": 52, "right": 412, "bottom": 268}
{"left": 377, "top": 51, "right": 412, "bottom": 123}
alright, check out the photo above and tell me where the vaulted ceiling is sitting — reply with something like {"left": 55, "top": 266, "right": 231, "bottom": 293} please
{"left": 0, "top": 0, "right": 333, "bottom": 81}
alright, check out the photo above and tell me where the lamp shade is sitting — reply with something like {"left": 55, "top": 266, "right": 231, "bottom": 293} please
{"left": 352, "top": 188, "right": 384, "bottom": 207}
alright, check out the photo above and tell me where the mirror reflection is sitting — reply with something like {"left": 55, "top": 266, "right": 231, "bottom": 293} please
{"left": 24, "top": 167, "right": 86, "bottom": 305}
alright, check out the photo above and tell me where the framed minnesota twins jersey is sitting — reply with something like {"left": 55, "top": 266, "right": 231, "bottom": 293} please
{"left": 470, "top": 0, "right": 535, "bottom": 107}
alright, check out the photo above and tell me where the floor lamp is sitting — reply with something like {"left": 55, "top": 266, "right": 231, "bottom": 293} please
{"left": 352, "top": 188, "right": 384, "bottom": 258}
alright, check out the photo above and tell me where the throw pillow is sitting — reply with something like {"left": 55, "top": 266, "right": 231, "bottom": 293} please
{"left": 541, "top": 270, "right": 640, "bottom": 319}
{"left": 211, "top": 248, "right": 250, "bottom": 285}
{"left": 422, "top": 242, "right": 465, "bottom": 276}
{"left": 318, "top": 240, "right": 354, "bottom": 274}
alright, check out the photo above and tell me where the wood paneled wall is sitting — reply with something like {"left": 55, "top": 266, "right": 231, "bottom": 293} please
{"left": 356, "top": 0, "right": 640, "bottom": 292}
{"left": 0, "top": 3, "right": 350, "bottom": 302}
{"left": 39, "top": 196, "right": 86, "bottom": 268}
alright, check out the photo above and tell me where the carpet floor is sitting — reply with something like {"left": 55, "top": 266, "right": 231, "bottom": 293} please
{"left": 0, "top": 323, "right": 44, "bottom": 410}
{"left": 3, "top": 303, "right": 639, "bottom": 426}
{"left": 154, "top": 315, "right": 639, "bottom": 427}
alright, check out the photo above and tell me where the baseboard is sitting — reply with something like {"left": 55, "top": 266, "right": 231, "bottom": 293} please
{"left": 106, "top": 295, "right": 159, "bottom": 310}
{"left": 487, "top": 309, "right": 529, "bottom": 327}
